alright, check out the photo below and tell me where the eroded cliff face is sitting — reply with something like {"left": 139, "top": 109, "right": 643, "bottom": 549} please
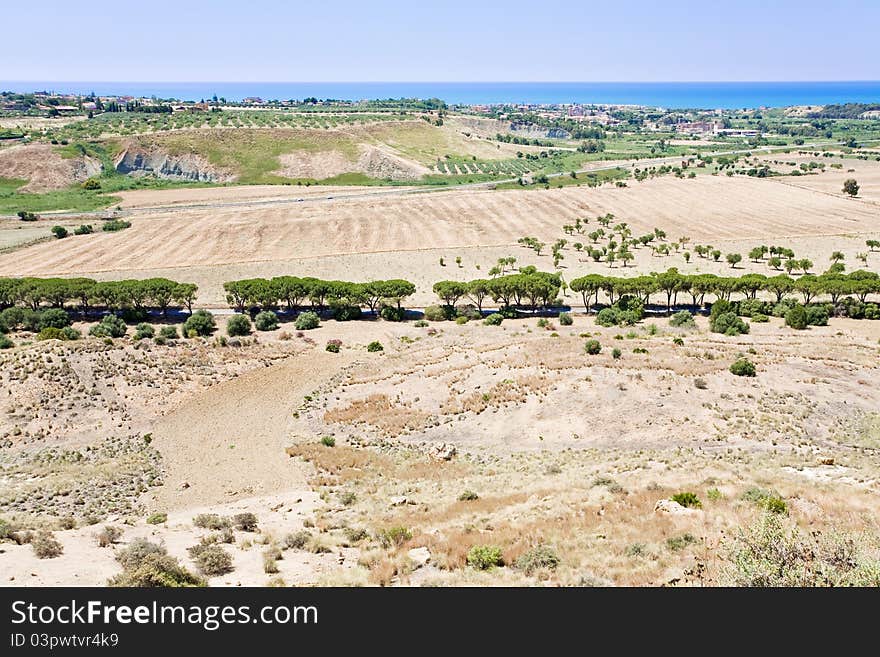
{"left": 509, "top": 122, "right": 571, "bottom": 139}
{"left": 0, "top": 144, "right": 103, "bottom": 192}
{"left": 114, "top": 146, "right": 234, "bottom": 182}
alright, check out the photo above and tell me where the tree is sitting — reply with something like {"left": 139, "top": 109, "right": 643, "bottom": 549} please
{"left": 830, "top": 251, "right": 845, "bottom": 264}
{"left": 51, "top": 226, "right": 68, "bottom": 239}
{"left": 842, "top": 178, "right": 859, "bottom": 197}
{"left": 466, "top": 279, "right": 490, "bottom": 312}
{"left": 726, "top": 253, "right": 742, "bottom": 268}
{"left": 748, "top": 246, "right": 764, "bottom": 262}
{"left": 798, "top": 259, "right": 813, "bottom": 275}
{"left": 768, "top": 256, "right": 782, "bottom": 270}
{"left": 570, "top": 274, "right": 604, "bottom": 314}
{"left": 173, "top": 283, "right": 198, "bottom": 314}
{"left": 432, "top": 281, "right": 468, "bottom": 307}
{"left": 867, "top": 240, "right": 880, "bottom": 252}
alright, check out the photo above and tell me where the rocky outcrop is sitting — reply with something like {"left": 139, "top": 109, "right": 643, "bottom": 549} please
{"left": 114, "top": 145, "right": 233, "bottom": 182}
{"left": 0, "top": 143, "right": 102, "bottom": 192}
{"left": 509, "top": 122, "right": 571, "bottom": 140}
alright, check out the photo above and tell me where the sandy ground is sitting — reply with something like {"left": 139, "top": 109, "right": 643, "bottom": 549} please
{"left": 756, "top": 152, "right": 880, "bottom": 206}
{"left": 113, "top": 183, "right": 386, "bottom": 208}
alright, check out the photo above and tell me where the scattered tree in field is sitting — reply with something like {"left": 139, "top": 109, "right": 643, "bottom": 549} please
{"left": 830, "top": 251, "right": 845, "bottom": 264}
{"left": 768, "top": 256, "right": 782, "bottom": 270}
{"left": 867, "top": 239, "right": 880, "bottom": 252}
{"left": 842, "top": 178, "right": 859, "bottom": 197}
{"left": 726, "top": 253, "right": 743, "bottom": 268}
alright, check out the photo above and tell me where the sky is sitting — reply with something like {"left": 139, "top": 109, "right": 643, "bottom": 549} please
{"left": 3, "top": 0, "right": 879, "bottom": 82}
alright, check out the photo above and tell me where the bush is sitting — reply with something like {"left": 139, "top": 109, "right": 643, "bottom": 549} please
{"left": 414, "top": 320, "right": 429, "bottom": 327}
{"left": 377, "top": 526, "right": 412, "bottom": 548}
{"left": 379, "top": 305, "right": 405, "bottom": 322}
{"left": 669, "top": 310, "right": 696, "bottom": 328}
{"left": 120, "top": 308, "right": 147, "bottom": 324}
{"left": 366, "top": 341, "right": 384, "bottom": 352}
{"left": 455, "top": 304, "right": 482, "bottom": 320}
{"left": 116, "top": 538, "right": 167, "bottom": 570}
{"left": 159, "top": 325, "right": 178, "bottom": 339}
{"left": 295, "top": 311, "right": 320, "bottom": 330}
{"left": 584, "top": 339, "right": 601, "bottom": 355}
{"left": 483, "top": 312, "right": 504, "bottom": 326}
{"left": 785, "top": 305, "right": 808, "bottom": 330}
{"left": 134, "top": 323, "right": 154, "bottom": 339}
{"left": 232, "top": 513, "right": 258, "bottom": 532}
{"left": 39, "top": 308, "right": 71, "bottom": 329}
{"left": 724, "top": 513, "right": 880, "bottom": 587}
{"left": 284, "top": 530, "right": 312, "bottom": 550}
{"left": 37, "top": 327, "right": 68, "bottom": 341}
{"left": 194, "top": 545, "right": 234, "bottom": 576}
{"left": 331, "top": 304, "right": 362, "bottom": 321}
{"left": 108, "top": 554, "right": 205, "bottom": 587}
{"left": 51, "top": 225, "right": 69, "bottom": 239}
{"left": 102, "top": 219, "right": 131, "bottom": 232}
{"left": 455, "top": 315, "right": 469, "bottom": 325}
{"left": 320, "top": 435, "right": 336, "bottom": 447}
{"left": 146, "top": 512, "right": 167, "bottom": 525}
{"left": 32, "top": 530, "right": 63, "bottom": 559}
{"left": 325, "top": 339, "right": 342, "bottom": 353}
{"left": 226, "top": 314, "right": 252, "bottom": 336}
{"left": 424, "top": 305, "right": 454, "bottom": 321}
{"left": 741, "top": 487, "right": 787, "bottom": 514}
{"left": 254, "top": 311, "right": 279, "bottom": 331}
{"left": 612, "top": 347, "right": 622, "bottom": 359}
{"left": 671, "top": 492, "right": 702, "bottom": 508}
{"left": 558, "top": 311, "right": 573, "bottom": 326}
{"left": 515, "top": 545, "right": 560, "bottom": 575}
{"left": 90, "top": 315, "right": 127, "bottom": 338}
{"left": 0, "top": 336, "right": 12, "bottom": 349}
{"left": 95, "top": 526, "right": 124, "bottom": 548}
{"left": 193, "top": 514, "right": 230, "bottom": 530}
{"left": 806, "top": 305, "right": 829, "bottom": 326}
{"left": 595, "top": 296, "right": 643, "bottom": 327}
{"left": 183, "top": 310, "right": 216, "bottom": 337}
{"left": 730, "top": 358, "right": 757, "bottom": 377}
{"left": 666, "top": 533, "right": 698, "bottom": 552}
{"left": 82, "top": 178, "right": 101, "bottom": 190}
{"left": 711, "top": 312, "right": 750, "bottom": 336}
{"left": 751, "top": 313, "right": 769, "bottom": 323}
{"left": 73, "top": 224, "right": 94, "bottom": 235}
{"left": 467, "top": 545, "right": 504, "bottom": 570}
{"left": 738, "top": 298, "right": 768, "bottom": 318}
{"left": 458, "top": 490, "right": 479, "bottom": 501}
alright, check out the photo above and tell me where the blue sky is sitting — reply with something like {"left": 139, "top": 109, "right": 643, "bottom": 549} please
{"left": 3, "top": 0, "right": 879, "bottom": 81}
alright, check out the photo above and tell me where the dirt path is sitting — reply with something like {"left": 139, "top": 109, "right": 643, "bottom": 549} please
{"left": 146, "top": 349, "right": 352, "bottom": 511}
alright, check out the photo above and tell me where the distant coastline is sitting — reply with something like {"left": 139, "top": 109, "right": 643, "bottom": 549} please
{"left": 1, "top": 81, "right": 879, "bottom": 108}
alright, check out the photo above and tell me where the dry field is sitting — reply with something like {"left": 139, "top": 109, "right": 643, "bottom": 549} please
{"left": 1, "top": 313, "right": 879, "bottom": 586}
{"left": 1, "top": 171, "right": 878, "bottom": 306}
{"left": 755, "top": 151, "right": 880, "bottom": 206}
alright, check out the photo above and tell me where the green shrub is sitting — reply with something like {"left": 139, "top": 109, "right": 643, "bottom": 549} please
{"left": 785, "top": 305, "right": 808, "bottom": 330}
{"left": 320, "top": 436, "right": 336, "bottom": 447}
{"left": 467, "top": 545, "right": 504, "bottom": 570}
{"left": 193, "top": 514, "right": 230, "bottom": 530}
{"left": 366, "top": 341, "right": 384, "bottom": 352}
{"left": 751, "top": 313, "right": 769, "bottom": 323}
{"left": 226, "top": 314, "right": 252, "bottom": 336}
{"left": 666, "top": 533, "right": 698, "bottom": 552}
{"left": 115, "top": 538, "right": 167, "bottom": 569}
{"left": 295, "top": 311, "right": 320, "bottom": 330}
{"left": 612, "top": 347, "right": 621, "bottom": 359}
{"left": 325, "top": 339, "right": 342, "bottom": 353}
{"left": 254, "top": 311, "right": 279, "bottom": 331}
{"left": 108, "top": 554, "right": 205, "bottom": 587}
{"left": 730, "top": 358, "right": 756, "bottom": 377}
{"left": 671, "top": 492, "right": 702, "bottom": 508}
{"left": 741, "top": 487, "right": 787, "bottom": 514}
{"left": 51, "top": 225, "right": 69, "bottom": 239}
{"left": 73, "top": 224, "right": 94, "bottom": 235}
{"left": 483, "top": 313, "right": 504, "bottom": 326}
{"left": 284, "top": 530, "right": 312, "bottom": 550}
{"left": 89, "top": 315, "right": 128, "bottom": 338}
{"left": 0, "top": 336, "right": 12, "bottom": 349}
{"left": 669, "top": 310, "right": 696, "bottom": 328}
{"left": 159, "top": 325, "right": 178, "bottom": 339}
{"left": 82, "top": 178, "right": 101, "bottom": 190}
{"left": 146, "top": 512, "right": 167, "bottom": 525}
{"left": 711, "top": 312, "right": 749, "bottom": 336}
{"left": 37, "top": 327, "right": 68, "bottom": 341}
{"left": 102, "top": 219, "right": 131, "bottom": 232}
{"left": 584, "top": 339, "right": 601, "bottom": 355}
{"left": 183, "top": 310, "right": 216, "bottom": 337}
{"left": 424, "top": 305, "right": 454, "bottom": 321}
{"left": 331, "top": 304, "right": 362, "bottom": 321}
{"left": 414, "top": 320, "right": 429, "bottom": 327}
{"left": 458, "top": 490, "right": 479, "bottom": 501}
{"left": 558, "top": 311, "right": 573, "bottom": 326}
{"left": 134, "top": 323, "right": 154, "bottom": 339}
{"left": 806, "top": 305, "right": 829, "bottom": 326}
{"left": 515, "top": 545, "right": 560, "bottom": 575}
{"left": 32, "top": 530, "right": 63, "bottom": 559}
{"left": 455, "top": 315, "right": 469, "bottom": 325}
{"left": 380, "top": 306, "right": 405, "bottom": 322}
{"left": 232, "top": 513, "right": 258, "bottom": 532}
{"left": 377, "top": 526, "right": 412, "bottom": 548}
{"left": 194, "top": 545, "right": 234, "bottom": 576}
{"left": 595, "top": 296, "right": 643, "bottom": 327}
{"left": 707, "top": 487, "right": 723, "bottom": 501}
{"left": 39, "top": 308, "right": 71, "bottom": 329}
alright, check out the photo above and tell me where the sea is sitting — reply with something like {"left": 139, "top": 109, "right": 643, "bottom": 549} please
{"left": 2, "top": 81, "right": 879, "bottom": 109}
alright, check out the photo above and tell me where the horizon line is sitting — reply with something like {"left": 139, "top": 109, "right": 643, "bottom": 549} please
{"left": 3, "top": 79, "right": 880, "bottom": 85}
